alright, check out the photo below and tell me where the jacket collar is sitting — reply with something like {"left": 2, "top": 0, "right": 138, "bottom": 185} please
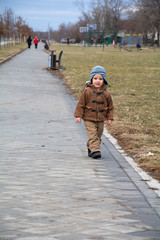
{"left": 86, "top": 83, "right": 107, "bottom": 92}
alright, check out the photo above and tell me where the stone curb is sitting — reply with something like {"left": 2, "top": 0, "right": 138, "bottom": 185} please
{"left": 103, "top": 128, "right": 160, "bottom": 198}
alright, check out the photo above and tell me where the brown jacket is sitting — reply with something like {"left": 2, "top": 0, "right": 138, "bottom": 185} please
{"left": 74, "top": 84, "right": 114, "bottom": 122}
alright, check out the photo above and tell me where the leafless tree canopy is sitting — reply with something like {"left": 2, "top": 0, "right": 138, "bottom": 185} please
{"left": 133, "top": 0, "right": 160, "bottom": 45}
{"left": 0, "top": 0, "right": 159, "bottom": 46}
{"left": 0, "top": 8, "right": 34, "bottom": 40}
{"left": 59, "top": 0, "right": 159, "bottom": 45}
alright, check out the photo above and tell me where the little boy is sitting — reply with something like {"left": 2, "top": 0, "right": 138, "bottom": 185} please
{"left": 74, "top": 66, "right": 114, "bottom": 159}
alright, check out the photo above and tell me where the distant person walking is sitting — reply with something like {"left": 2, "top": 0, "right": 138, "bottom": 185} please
{"left": 26, "top": 36, "right": 32, "bottom": 48}
{"left": 67, "top": 37, "right": 70, "bottom": 45}
{"left": 136, "top": 42, "right": 142, "bottom": 51}
{"left": 34, "top": 37, "right": 39, "bottom": 49}
{"left": 112, "top": 40, "right": 115, "bottom": 48}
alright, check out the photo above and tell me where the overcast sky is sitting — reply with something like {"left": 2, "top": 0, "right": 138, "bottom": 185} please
{"left": 0, "top": 0, "right": 90, "bottom": 31}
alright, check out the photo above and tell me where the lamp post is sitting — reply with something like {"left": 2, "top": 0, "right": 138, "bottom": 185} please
{"left": 48, "top": 23, "right": 50, "bottom": 48}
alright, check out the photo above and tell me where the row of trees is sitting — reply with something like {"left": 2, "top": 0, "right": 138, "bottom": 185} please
{"left": 0, "top": 8, "right": 34, "bottom": 42}
{"left": 48, "top": 0, "right": 159, "bottom": 46}
{"left": 0, "top": 0, "right": 159, "bottom": 46}
{"left": 123, "top": 0, "right": 160, "bottom": 46}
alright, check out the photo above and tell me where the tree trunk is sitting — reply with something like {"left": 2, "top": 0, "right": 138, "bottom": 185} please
{"left": 158, "top": 29, "right": 160, "bottom": 47}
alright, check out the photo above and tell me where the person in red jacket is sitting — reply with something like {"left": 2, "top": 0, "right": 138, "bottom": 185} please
{"left": 34, "top": 37, "right": 39, "bottom": 49}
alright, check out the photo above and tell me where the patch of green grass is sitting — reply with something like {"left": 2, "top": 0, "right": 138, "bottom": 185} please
{"left": 52, "top": 43, "right": 160, "bottom": 181}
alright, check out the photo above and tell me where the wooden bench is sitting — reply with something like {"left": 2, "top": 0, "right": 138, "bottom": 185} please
{"left": 56, "top": 51, "right": 63, "bottom": 69}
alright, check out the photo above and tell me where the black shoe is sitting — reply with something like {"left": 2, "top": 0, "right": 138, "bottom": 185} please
{"left": 91, "top": 151, "right": 101, "bottom": 159}
{"left": 88, "top": 149, "right": 91, "bottom": 157}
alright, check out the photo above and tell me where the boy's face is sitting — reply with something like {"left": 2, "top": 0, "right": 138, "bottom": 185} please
{"left": 92, "top": 74, "right": 104, "bottom": 88}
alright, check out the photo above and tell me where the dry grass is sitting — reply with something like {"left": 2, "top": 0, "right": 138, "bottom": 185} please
{"left": 0, "top": 42, "right": 27, "bottom": 61}
{"left": 51, "top": 43, "right": 160, "bottom": 181}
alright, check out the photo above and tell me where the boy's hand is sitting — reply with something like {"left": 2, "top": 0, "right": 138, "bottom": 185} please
{"left": 107, "top": 120, "right": 112, "bottom": 125}
{"left": 75, "top": 118, "right": 81, "bottom": 123}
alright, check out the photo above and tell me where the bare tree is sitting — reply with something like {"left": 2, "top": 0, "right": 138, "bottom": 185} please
{"left": 58, "top": 23, "right": 69, "bottom": 39}
{"left": 0, "top": 8, "right": 35, "bottom": 43}
{"left": 89, "top": 0, "right": 125, "bottom": 33}
{"left": 134, "top": 0, "right": 160, "bottom": 46}
{"left": 90, "top": 0, "right": 106, "bottom": 31}
{"left": 21, "top": 24, "right": 34, "bottom": 38}
{"left": 0, "top": 14, "right": 4, "bottom": 36}
{"left": 15, "top": 16, "right": 25, "bottom": 40}
{"left": 3, "top": 8, "right": 15, "bottom": 39}
{"left": 74, "top": 0, "right": 93, "bottom": 25}
{"left": 108, "top": 0, "right": 123, "bottom": 33}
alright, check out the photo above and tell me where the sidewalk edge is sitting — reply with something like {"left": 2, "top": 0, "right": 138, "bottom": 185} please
{"left": 103, "top": 127, "right": 160, "bottom": 198}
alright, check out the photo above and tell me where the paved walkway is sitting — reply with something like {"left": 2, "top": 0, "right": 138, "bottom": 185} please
{"left": 0, "top": 43, "right": 160, "bottom": 240}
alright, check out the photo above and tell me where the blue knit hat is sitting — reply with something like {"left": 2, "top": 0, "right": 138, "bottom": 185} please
{"left": 90, "top": 66, "right": 108, "bottom": 85}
